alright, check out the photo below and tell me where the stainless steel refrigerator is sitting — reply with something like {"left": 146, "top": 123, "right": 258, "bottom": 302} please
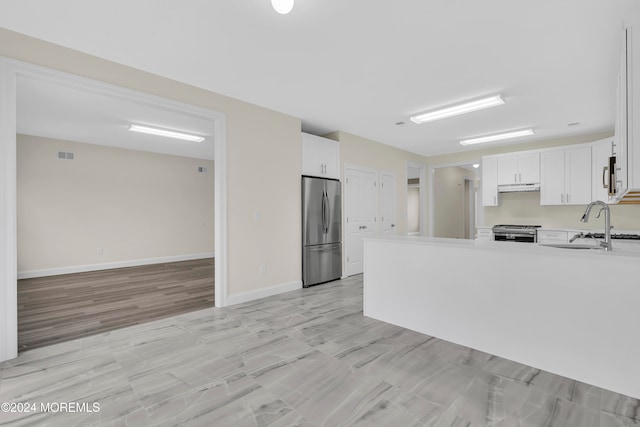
{"left": 302, "top": 176, "right": 342, "bottom": 287}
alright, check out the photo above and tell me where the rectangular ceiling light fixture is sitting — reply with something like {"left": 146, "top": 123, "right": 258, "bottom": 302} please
{"left": 410, "top": 94, "right": 505, "bottom": 124}
{"left": 128, "top": 124, "right": 205, "bottom": 142}
{"left": 460, "top": 128, "right": 535, "bottom": 146}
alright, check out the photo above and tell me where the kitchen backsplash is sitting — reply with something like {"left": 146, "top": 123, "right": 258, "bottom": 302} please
{"left": 483, "top": 192, "right": 640, "bottom": 229}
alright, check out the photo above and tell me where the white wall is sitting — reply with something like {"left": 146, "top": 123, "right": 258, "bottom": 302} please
{"left": 0, "top": 60, "right": 17, "bottom": 362}
{"left": 432, "top": 166, "right": 476, "bottom": 238}
{"left": 0, "top": 27, "right": 302, "bottom": 300}
{"left": 17, "top": 134, "right": 214, "bottom": 275}
{"left": 484, "top": 191, "right": 640, "bottom": 230}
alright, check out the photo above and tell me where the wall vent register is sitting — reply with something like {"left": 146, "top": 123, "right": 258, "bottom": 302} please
{"left": 57, "top": 151, "right": 75, "bottom": 160}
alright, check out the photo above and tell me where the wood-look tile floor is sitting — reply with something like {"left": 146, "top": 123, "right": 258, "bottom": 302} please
{"left": 2, "top": 275, "right": 639, "bottom": 426}
{"left": 17, "top": 258, "right": 214, "bottom": 352}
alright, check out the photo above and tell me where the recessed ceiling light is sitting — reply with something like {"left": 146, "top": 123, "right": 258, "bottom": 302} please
{"left": 410, "top": 95, "right": 505, "bottom": 124}
{"left": 271, "top": 0, "right": 294, "bottom": 14}
{"left": 128, "top": 124, "right": 205, "bottom": 142}
{"left": 460, "top": 129, "right": 535, "bottom": 146}
{"left": 472, "top": 163, "right": 480, "bottom": 168}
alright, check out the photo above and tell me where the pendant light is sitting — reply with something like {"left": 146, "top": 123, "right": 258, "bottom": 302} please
{"left": 271, "top": 0, "right": 294, "bottom": 14}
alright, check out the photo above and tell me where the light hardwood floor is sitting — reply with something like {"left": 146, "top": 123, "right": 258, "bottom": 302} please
{"left": 1, "top": 275, "right": 638, "bottom": 426}
{"left": 17, "top": 258, "right": 214, "bottom": 352}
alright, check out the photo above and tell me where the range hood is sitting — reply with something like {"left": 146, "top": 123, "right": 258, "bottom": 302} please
{"left": 497, "top": 183, "right": 540, "bottom": 193}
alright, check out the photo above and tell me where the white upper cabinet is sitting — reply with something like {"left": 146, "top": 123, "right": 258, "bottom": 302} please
{"left": 482, "top": 155, "right": 499, "bottom": 206}
{"left": 614, "top": 14, "right": 640, "bottom": 203}
{"left": 302, "top": 133, "right": 340, "bottom": 180}
{"left": 497, "top": 152, "right": 540, "bottom": 185}
{"left": 540, "top": 146, "right": 591, "bottom": 205}
{"left": 540, "top": 150, "right": 565, "bottom": 205}
{"left": 628, "top": 18, "right": 640, "bottom": 196}
{"left": 565, "top": 146, "right": 593, "bottom": 205}
{"left": 592, "top": 137, "right": 617, "bottom": 203}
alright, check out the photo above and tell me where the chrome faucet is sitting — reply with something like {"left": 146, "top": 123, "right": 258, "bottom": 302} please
{"left": 580, "top": 201, "right": 613, "bottom": 251}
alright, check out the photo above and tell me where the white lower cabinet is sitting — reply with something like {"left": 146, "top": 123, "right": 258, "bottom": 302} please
{"left": 537, "top": 230, "right": 569, "bottom": 244}
{"left": 476, "top": 227, "right": 493, "bottom": 241}
{"left": 540, "top": 146, "right": 592, "bottom": 205}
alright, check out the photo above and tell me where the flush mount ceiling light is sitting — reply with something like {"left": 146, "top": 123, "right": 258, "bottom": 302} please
{"left": 410, "top": 94, "right": 505, "bottom": 124}
{"left": 271, "top": 0, "right": 294, "bottom": 14}
{"left": 460, "top": 129, "right": 535, "bottom": 146}
{"left": 128, "top": 124, "right": 205, "bottom": 142}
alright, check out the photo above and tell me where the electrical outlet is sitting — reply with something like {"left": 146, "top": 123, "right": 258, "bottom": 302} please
{"left": 97, "top": 247, "right": 103, "bottom": 255}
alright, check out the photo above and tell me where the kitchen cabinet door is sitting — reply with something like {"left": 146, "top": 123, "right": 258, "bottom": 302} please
{"left": 322, "top": 139, "right": 340, "bottom": 179}
{"left": 537, "top": 230, "right": 569, "bottom": 244}
{"left": 497, "top": 154, "right": 518, "bottom": 185}
{"left": 302, "top": 133, "right": 324, "bottom": 177}
{"left": 540, "top": 149, "right": 566, "bottom": 205}
{"left": 541, "top": 146, "right": 592, "bottom": 205}
{"left": 482, "top": 155, "right": 499, "bottom": 206}
{"left": 497, "top": 152, "right": 540, "bottom": 185}
{"left": 302, "top": 133, "right": 340, "bottom": 179}
{"left": 518, "top": 152, "right": 540, "bottom": 184}
{"left": 592, "top": 138, "right": 615, "bottom": 202}
{"left": 476, "top": 227, "right": 493, "bottom": 241}
{"left": 565, "top": 146, "right": 592, "bottom": 205}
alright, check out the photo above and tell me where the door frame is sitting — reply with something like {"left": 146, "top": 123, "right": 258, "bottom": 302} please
{"left": 428, "top": 161, "right": 481, "bottom": 238}
{"left": 463, "top": 177, "right": 476, "bottom": 239}
{"left": 405, "top": 161, "right": 427, "bottom": 236}
{"left": 0, "top": 57, "right": 228, "bottom": 362}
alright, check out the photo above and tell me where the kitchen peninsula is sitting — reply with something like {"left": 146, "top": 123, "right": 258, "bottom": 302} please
{"left": 363, "top": 236, "right": 640, "bottom": 399}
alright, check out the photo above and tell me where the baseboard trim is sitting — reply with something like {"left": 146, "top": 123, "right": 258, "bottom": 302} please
{"left": 17, "top": 253, "right": 215, "bottom": 280}
{"left": 226, "top": 280, "right": 302, "bottom": 306}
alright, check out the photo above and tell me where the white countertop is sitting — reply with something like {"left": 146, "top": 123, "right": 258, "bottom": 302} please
{"left": 366, "top": 235, "right": 640, "bottom": 259}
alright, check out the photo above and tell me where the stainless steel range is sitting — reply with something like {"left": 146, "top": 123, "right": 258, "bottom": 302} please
{"left": 492, "top": 224, "right": 541, "bottom": 243}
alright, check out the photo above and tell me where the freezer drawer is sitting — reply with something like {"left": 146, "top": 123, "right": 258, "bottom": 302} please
{"left": 303, "top": 243, "right": 341, "bottom": 287}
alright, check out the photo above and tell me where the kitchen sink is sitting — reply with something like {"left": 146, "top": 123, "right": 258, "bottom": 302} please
{"left": 540, "top": 243, "right": 603, "bottom": 250}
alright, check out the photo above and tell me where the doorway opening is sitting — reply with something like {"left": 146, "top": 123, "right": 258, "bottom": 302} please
{"left": 429, "top": 162, "right": 481, "bottom": 239}
{"left": 406, "top": 162, "right": 426, "bottom": 236}
{"left": 0, "top": 58, "right": 227, "bottom": 359}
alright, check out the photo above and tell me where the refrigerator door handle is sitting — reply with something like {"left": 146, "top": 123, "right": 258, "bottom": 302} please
{"left": 324, "top": 191, "right": 330, "bottom": 234}
{"left": 322, "top": 190, "right": 327, "bottom": 234}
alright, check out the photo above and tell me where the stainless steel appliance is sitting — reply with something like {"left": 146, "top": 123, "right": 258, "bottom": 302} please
{"left": 492, "top": 224, "right": 541, "bottom": 243}
{"left": 606, "top": 155, "right": 618, "bottom": 197}
{"left": 302, "top": 176, "right": 342, "bottom": 287}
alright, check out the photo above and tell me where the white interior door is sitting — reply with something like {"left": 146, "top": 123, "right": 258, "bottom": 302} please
{"left": 345, "top": 167, "right": 378, "bottom": 276}
{"left": 380, "top": 172, "right": 397, "bottom": 236}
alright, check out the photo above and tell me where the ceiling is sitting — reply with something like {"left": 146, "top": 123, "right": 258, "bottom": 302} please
{"left": 3, "top": 0, "right": 640, "bottom": 157}
{"left": 16, "top": 74, "right": 216, "bottom": 160}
